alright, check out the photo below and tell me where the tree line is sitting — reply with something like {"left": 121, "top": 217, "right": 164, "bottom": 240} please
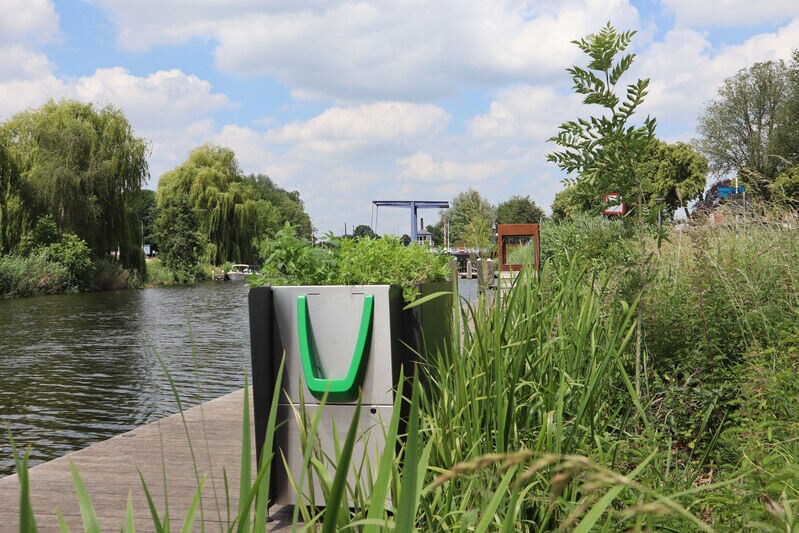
{"left": 0, "top": 100, "right": 312, "bottom": 293}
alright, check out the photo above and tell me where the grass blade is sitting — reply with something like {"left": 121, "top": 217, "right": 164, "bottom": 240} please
{"left": 322, "top": 396, "right": 363, "bottom": 533}
{"left": 124, "top": 490, "right": 136, "bottom": 533}
{"left": 67, "top": 459, "right": 101, "bottom": 533}
{"left": 363, "top": 370, "right": 406, "bottom": 533}
{"left": 137, "top": 469, "right": 164, "bottom": 533}
{"left": 236, "top": 375, "right": 253, "bottom": 533}
{"left": 10, "top": 434, "right": 38, "bottom": 533}
{"left": 180, "top": 476, "right": 206, "bottom": 533}
{"left": 395, "top": 373, "right": 422, "bottom": 533}
{"left": 573, "top": 450, "right": 657, "bottom": 533}
{"left": 56, "top": 508, "right": 71, "bottom": 532}
{"left": 475, "top": 466, "right": 518, "bottom": 533}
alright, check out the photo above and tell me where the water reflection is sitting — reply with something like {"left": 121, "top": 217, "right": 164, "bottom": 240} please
{"left": 0, "top": 282, "right": 252, "bottom": 476}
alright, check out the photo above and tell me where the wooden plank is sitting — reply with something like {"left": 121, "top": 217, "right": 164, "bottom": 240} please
{"left": 0, "top": 388, "right": 293, "bottom": 532}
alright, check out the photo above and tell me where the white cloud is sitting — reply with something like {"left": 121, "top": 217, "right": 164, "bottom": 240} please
{"left": 268, "top": 102, "right": 450, "bottom": 155}
{"left": 72, "top": 68, "right": 235, "bottom": 130}
{"left": 0, "top": 46, "right": 65, "bottom": 118}
{"left": 637, "top": 18, "right": 799, "bottom": 133}
{"left": 662, "top": 0, "right": 799, "bottom": 27}
{"left": 467, "top": 85, "right": 580, "bottom": 140}
{"left": 90, "top": 0, "right": 639, "bottom": 101}
{"left": 397, "top": 151, "right": 508, "bottom": 183}
{"left": 0, "top": 0, "right": 60, "bottom": 46}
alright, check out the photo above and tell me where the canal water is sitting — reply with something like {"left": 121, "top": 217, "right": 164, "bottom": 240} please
{"left": 0, "top": 282, "right": 252, "bottom": 476}
{"left": 0, "top": 279, "right": 480, "bottom": 476}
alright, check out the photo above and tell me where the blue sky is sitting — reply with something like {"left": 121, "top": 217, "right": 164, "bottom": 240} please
{"left": 2, "top": 0, "right": 798, "bottom": 235}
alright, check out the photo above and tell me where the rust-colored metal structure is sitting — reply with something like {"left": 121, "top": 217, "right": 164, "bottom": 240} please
{"left": 497, "top": 223, "right": 540, "bottom": 273}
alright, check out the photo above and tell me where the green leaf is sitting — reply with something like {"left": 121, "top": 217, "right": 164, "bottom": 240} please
{"left": 9, "top": 435, "right": 38, "bottom": 533}
{"left": 322, "top": 397, "right": 363, "bottom": 533}
{"left": 179, "top": 476, "right": 205, "bottom": 533}
{"left": 67, "top": 459, "right": 101, "bottom": 533}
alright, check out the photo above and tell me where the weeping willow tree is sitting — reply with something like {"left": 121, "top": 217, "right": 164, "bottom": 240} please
{"left": 0, "top": 100, "right": 149, "bottom": 271}
{"left": 0, "top": 129, "right": 18, "bottom": 254}
{"left": 157, "top": 144, "right": 258, "bottom": 265}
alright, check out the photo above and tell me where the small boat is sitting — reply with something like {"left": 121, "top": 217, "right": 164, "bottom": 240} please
{"left": 226, "top": 264, "right": 253, "bottom": 281}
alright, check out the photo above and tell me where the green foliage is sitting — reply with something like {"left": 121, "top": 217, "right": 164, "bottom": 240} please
{"left": 254, "top": 224, "right": 337, "bottom": 286}
{"left": 352, "top": 224, "right": 377, "bottom": 238}
{"left": 157, "top": 144, "right": 258, "bottom": 265}
{"left": 425, "top": 221, "right": 444, "bottom": 246}
{"left": 638, "top": 141, "right": 708, "bottom": 219}
{"left": 439, "top": 188, "right": 495, "bottom": 247}
{"left": 335, "top": 234, "right": 450, "bottom": 301}
{"left": 153, "top": 195, "right": 203, "bottom": 282}
{"left": 696, "top": 59, "right": 790, "bottom": 197}
{"left": 0, "top": 253, "right": 71, "bottom": 297}
{"left": 248, "top": 173, "right": 312, "bottom": 239}
{"left": 0, "top": 100, "right": 149, "bottom": 269}
{"left": 130, "top": 189, "right": 158, "bottom": 245}
{"left": 547, "top": 23, "right": 656, "bottom": 211}
{"left": 550, "top": 184, "right": 599, "bottom": 221}
{"left": 540, "top": 213, "right": 638, "bottom": 269}
{"left": 253, "top": 225, "right": 450, "bottom": 302}
{"left": 40, "top": 233, "right": 94, "bottom": 290}
{"left": 92, "top": 259, "right": 141, "bottom": 291}
{"left": 771, "top": 165, "right": 799, "bottom": 205}
{"left": 771, "top": 49, "right": 799, "bottom": 168}
{"left": 495, "top": 195, "right": 544, "bottom": 224}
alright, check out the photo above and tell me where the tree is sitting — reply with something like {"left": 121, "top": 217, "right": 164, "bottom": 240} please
{"left": 157, "top": 145, "right": 258, "bottom": 265}
{"left": 771, "top": 49, "right": 799, "bottom": 169}
{"left": 547, "top": 22, "right": 656, "bottom": 398}
{"left": 0, "top": 130, "right": 19, "bottom": 254}
{"left": 439, "top": 189, "right": 495, "bottom": 247}
{"left": 638, "top": 141, "right": 708, "bottom": 219}
{"left": 130, "top": 189, "right": 158, "bottom": 246}
{"left": 249, "top": 174, "right": 312, "bottom": 239}
{"left": 153, "top": 195, "right": 202, "bottom": 281}
{"left": 695, "top": 60, "right": 789, "bottom": 198}
{"left": 1, "top": 100, "right": 149, "bottom": 271}
{"left": 550, "top": 185, "right": 600, "bottom": 221}
{"left": 547, "top": 23, "right": 656, "bottom": 214}
{"left": 426, "top": 222, "right": 444, "bottom": 247}
{"left": 353, "top": 224, "right": 377, "bottom": 239}
{"left": 496, "top": 195, "right": 544, "bottom": 224}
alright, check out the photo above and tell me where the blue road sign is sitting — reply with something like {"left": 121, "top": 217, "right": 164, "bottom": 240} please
{"left": 718, "top": 187, "right": 746, "bottom": 194}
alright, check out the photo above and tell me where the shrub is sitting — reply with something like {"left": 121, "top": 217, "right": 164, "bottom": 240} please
{"left": 0, "top": 253, "right": 71, "bottom": 297}
{"left": 253, "top": 224, "right": 450, "bottom": 301}
{"left": 41, "top": 233, "right": 93, "bottom": 290}
{"left": 91, "top": 259, "right": 142, "bottom": 291}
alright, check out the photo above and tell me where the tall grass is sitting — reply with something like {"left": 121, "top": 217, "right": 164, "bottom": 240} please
{"left": 13, "top": 224, "right": 799, "bottom": 530}
{"left": 0, "top": 253, "right": 72, "bottom": 297}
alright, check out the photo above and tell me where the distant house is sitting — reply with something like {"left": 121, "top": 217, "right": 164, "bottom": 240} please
{"left": 417, "top": 228, "right": 433, "bottom": 245}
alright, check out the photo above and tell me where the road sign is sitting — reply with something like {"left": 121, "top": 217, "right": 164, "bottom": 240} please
{"left": 603, "top": 193, "right": 625, "bottom": 215}
{"left": 718, "top": 187, "right": 746, "bottom": 194}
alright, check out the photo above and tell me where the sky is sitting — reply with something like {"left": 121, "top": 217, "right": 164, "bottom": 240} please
{"left": 2, "top": 0, "right": 798, "bottom": 236}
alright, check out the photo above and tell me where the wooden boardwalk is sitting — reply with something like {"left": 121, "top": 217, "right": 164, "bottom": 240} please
{"left": 0, "top": 388, "right": 293, "bottom": 532}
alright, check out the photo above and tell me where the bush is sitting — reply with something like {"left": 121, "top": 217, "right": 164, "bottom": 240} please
{"left": 0, "top": 253, "right": 71, "bottom": 297}
{"left": 253, "top": 224, "right": 450, "bottom": 301}
{"left": 92, "top": 259, "right": 142, "bottom": 291}
{"left": 41, "top": 233, "right": 93, "bottom": 290}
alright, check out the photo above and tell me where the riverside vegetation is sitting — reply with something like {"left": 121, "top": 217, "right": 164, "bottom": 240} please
{"left": 11, "top": 211, "right": 799, "bottom": 531}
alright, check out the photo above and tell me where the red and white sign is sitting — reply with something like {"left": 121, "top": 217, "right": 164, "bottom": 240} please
{"left": 603, "top": 193, "right": 626, "bottom": 215}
